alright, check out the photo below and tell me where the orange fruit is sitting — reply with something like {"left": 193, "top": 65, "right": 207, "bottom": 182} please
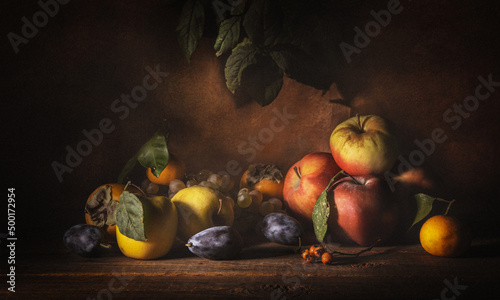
{"left": 85, "top": 183, "right": 139, "bottom": 238}
{"left": 419, "top": 215, "right": 471, "bottom": 257}
{"left": 240, "top": 165, "right": 284, "bottom": 200}
{"left": 146, "top": 154, "right": 186, "bottom": 186}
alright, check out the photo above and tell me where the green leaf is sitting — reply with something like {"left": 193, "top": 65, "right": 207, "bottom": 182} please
{"left": 270, "top": 44, "right": 333, "bottom": 91}
{"left": 409, "top": 193, "right": 436, "bottom": 230}
{"left": 136, "top": 131, "right": 170, "bottom": 177}
{"left": 114, "top": 191, "right": 147, "bottom": 241}
{"left": 176, "top": 0, "right": 205, "bottom": 63}
{"left": 214, "top": 16, "right": 242, "bottom": 57}
{"left": 240, "top": 55, "right": 283, "bottom": 106}
{"left": 224, "top": 39, "right": 259, "bottom": 93}
{"left": 242, "top": 0, "right": 282, "bottom": 46}
{"left": 117, "top": 130, "right": 169, "bottom": 183}
{"left": 230, "top": 0, "right": 246, "bottom": 15}
{"left": 312, "top": 170, "right": 344, "bottom": 243}
{"left": 312, "top": 177, "right": 335, "bottom": 243}
{"left": 117, "top": 153, "right": 140, "bottom": 184}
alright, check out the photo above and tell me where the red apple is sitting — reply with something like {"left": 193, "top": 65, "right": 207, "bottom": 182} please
{"left": 283, "top": 152, "right": 341, "bottom": 222}
{"left": 330, "top": 115, "right": 398, "bottom": 175}
{"left": 328, "top": 175, "right": 399, "bottom": 246}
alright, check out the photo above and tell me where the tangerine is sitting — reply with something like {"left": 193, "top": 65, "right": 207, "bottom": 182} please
{"left": 419, "top": 215, "right": 471, "bottom": 257}
{"left": 146, "top": 154, "right": 186, "bottom": 186}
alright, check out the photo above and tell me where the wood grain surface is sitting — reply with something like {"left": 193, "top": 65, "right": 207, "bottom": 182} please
{"left": 4, "top": 240, "right": 499, "bottom": 299}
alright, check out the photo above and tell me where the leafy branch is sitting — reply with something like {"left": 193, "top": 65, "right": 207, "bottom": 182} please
{"left": 176, "top": 0, "right": 342, "bottom": 106}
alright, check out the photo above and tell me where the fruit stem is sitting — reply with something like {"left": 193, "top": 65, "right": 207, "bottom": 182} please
{"left": 341, "top": 171, "right": 361, "bottom": 185}
{"left": 356, "top": 114, "right": 362, "bottom": 129}
{"left": 437, "top": 198, "right": 456, "bottom": 216}
{"left": 326, "top": 170, "right": 347, "bottom": 192}
{"left": 329, "top": 238, "right": 381, "bottom": 257}
{"left": 293, "top": 166, "right": 302, "bottom": 179}
{"left": 185, "top": 243, "right": 192, "bottom": 247}
{"left": 126, "top": 181, "right": 147, "bottom": 197}
{"left": 217, "top": 199, "right": 223, "bottom": 215}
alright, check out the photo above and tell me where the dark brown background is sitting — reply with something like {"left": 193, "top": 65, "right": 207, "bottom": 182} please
{"left": 3, "top": 0, "right": 500, "bottom": 251}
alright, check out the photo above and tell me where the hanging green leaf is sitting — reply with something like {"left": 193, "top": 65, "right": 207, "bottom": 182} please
{"left": 242, "top": 0, "right": 282, "bottom": 46}
{"left": 312, "top": 170, "right": 344, "bottom": 243}
{"left": 114, "top": 191, "right": 147, "bottom": 241}
{"left": 270, "top": 44, "right": 333, "bottom": 91}
{"left": 117, "top": 130, "right": 169, "bottom": 184}
{"left": 409, "top": 193, "right": 436, "bottom": 230}
{"left": 230, "top": 0, "right": 246, "bottom": 15}
{"left": 214, "top": 16, "right": 242, "bottom": 57}
{"left": 224, "top": 39, "right": 259, "bottom": 93}
{"left": 240, "top": 55, "right": 283, "bottom": 106}
{"left": 176, "top": 0, "right": 205, "bottom": 63}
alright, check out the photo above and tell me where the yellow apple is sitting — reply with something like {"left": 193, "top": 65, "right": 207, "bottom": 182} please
{"left": 330, "top": 115, "right": 398, "bottom": 175}
{"left": 171, "top": 186, "right": 234, "bottom": 242}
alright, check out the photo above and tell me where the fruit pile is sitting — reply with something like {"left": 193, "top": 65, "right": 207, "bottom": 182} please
{"left": 64, "top": 114, "right": 472, "bottom": 262}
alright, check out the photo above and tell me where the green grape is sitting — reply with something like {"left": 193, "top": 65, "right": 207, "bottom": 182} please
{"left": 207, "top": 173, "right": 223, "bottom": 189}
{"left": 249, "top": 190, "right": 263, "bottom": 206}
{"left": 195, "top": 169, "right": 212, "bottom": 182}
{"left": 237, "top": 189, "right": 252, "bottom": 208}
{"left": 199, "top": 180, "right": 217, "bottom": 189}
{"left": 267, "top": 198, "right": 283, "bottom": 211}
{"left": 141, "top": 178, "right": 151, "bottom": 192}
{"left": 146, "top": 182, "right": 160, "bottom": 195}
{"left": 219, "top": 174, "right": 234, "bottom": 193}
{"left": 186, "top": 179, "right": 198, "bottom": 187}
{"left": 169, "top": 179, "right": 186, "bottom": 194}
{"left": 259, "top": 201, "right": 275, "bottom": 216}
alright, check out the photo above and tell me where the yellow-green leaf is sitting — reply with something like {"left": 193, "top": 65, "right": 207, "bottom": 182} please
{"left": 409, "top": 193, "right": 436, "bottom": 230}
{"left": 114, "top": 191, "right": 147, "bottom": 241}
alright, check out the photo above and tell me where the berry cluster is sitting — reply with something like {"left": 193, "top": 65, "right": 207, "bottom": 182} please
{"left": 301, "top": 244, "right": 333, "bottom": 264}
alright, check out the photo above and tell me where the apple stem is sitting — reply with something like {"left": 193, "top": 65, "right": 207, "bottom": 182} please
{"left": 326, "top": 170, "right": 347, "bottom": 192}
{"left": 356, "top": 114, "right": 361, "bottom": 128}
{"left": 341, "top": 171, "right": 361, "bottom": 185}
{"left": 294, "top": 166, "right": 302, "bottom": 179}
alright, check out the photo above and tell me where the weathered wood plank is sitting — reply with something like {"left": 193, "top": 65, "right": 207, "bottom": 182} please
{"left": 3, "top": 241, "right": 500, "bottom": 299}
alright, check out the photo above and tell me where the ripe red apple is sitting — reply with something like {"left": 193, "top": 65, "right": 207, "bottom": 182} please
{"left": 330, "top": 115, "right": 398, "bottom": 175}
{"left": 283, "top": 152, "right": 341, "bottom": 222}
{"left": 328, "top": 175, "right": 399, "bottom": 246}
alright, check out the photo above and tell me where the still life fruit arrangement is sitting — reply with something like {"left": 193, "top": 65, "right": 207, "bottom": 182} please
{"left": 63, "top": 114, "right": 472, "bottom": 263}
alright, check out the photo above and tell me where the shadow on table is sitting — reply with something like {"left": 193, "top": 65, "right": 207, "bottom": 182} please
{"left": 464, "top": 239, "right": 500, "bottom": 258}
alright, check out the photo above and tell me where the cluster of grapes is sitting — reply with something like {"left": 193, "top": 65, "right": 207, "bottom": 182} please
{"left": 236, "top": 188, "right": 283, "bottom": 217}
{"left": 139, "top": 169, "right": 235, "bottom": 200}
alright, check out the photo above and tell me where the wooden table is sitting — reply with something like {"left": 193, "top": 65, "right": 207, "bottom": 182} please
{"left": 4, "top": 239, "right": 500, "bottom": 299}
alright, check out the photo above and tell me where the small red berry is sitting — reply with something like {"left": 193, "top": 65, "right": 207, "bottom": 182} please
{"left": 321, "top": 252, "right": 333, "bottom": 264}
{"left": 309, "top": 245, "right": 324, "bottom": 257}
